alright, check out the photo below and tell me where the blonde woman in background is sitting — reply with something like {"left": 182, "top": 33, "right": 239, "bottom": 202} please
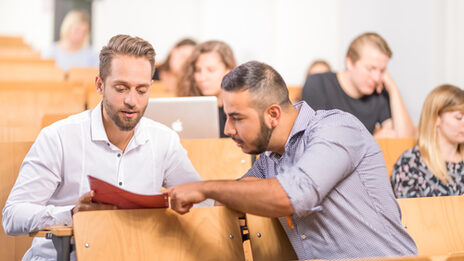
{"left": 177, "top": 40, "right": 237, "bottom": 137}
{"left": 43, "top": 9, "right": 98, "bottom": 71}
{"left": 391, "top": 84, "right": 464, "bottom": 198}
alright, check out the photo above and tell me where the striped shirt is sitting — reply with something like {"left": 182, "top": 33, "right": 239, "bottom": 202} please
{"left": 243, "top": 101, "right": 417, "bottom": 260}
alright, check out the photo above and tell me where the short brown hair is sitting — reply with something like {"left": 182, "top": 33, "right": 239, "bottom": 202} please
{"left": 346, "top": 32, "right": 392, "bottom": 63}
{"left": 99, "top": 34, "right": 156, "bottom": 81}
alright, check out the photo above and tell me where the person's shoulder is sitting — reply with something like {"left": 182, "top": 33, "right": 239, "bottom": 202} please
{"left": 36, "top": 111, "right": 91, "bottom": 143}
{"left": 306, "top": 72, "right": 336, "bottom": 86}
{"left": 398, "top": 146, "right": 420, "bottom": 161}
{"left": 312, "top": 109, "right": 365, "bottom": 130}
{"left": 44, "top": 110, "right": 91, "bottom": 131}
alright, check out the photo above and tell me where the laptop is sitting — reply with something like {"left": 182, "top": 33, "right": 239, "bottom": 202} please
{"left": 144, "top": 96, "right": 220, "bottom": 139}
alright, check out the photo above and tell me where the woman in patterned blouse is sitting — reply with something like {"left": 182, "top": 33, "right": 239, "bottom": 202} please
{"left": 391, "top": 84, "right": 464, "bottom": 198}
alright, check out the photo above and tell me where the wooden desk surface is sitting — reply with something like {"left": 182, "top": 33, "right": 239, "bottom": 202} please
{"left": 29, "top": 226, "right": 73, "bottom": 238}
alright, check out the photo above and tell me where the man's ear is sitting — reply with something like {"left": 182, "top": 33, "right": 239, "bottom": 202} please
{"left": 265, "top": 104, "right": 282, "bottom": 128}
{"left": 95, "top": 75, "right": 104, "bottom": 94}
{"left": 346, "top": 57, "right": 354, "bottom": 71}
{"left": 436, "top": 116, "right": 441, "bottom": 128}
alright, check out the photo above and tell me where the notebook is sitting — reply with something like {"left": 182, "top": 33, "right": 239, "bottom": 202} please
{"left": 144, "top": 96, "right": 220, "bottom": 139}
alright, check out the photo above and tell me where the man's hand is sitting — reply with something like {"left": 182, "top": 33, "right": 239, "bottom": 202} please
{"left": 71, "top": 191, "right": 117, "bottom": 216}
{"left": 377, "top": 71, "right": 398, "bottom": 94}
{"left": 167, "top": 182, "right": 207, "bottom": 214}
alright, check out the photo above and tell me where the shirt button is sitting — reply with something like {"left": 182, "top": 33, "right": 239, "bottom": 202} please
{"left": 107, "top": 142, "right": 110, "bottom": 146}
{"left": 119, "top": 182, "right": 123, "bottom": 186}
{"left": 117, "top": 153, "right": 121, "bottom": 157}
{"left": 300, "top": 234, "right": 307, "bottom": 240}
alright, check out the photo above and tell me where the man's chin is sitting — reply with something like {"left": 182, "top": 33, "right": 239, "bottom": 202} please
{"left": 116, "top": 117, "right": 140, "bottom": 131}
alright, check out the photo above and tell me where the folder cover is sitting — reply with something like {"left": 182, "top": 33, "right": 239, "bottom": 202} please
{"left": 88, "top": 175, "right": 169, "bottom": 209}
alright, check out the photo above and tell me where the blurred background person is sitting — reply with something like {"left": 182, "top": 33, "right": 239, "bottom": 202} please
{"left": 306, "top": 59, "right": 331, "bottom": 77}
{"left": 301, "top": 32, "right": 415, "bottom": 138}
{"left": 177, "top": 40, "right": 237, "bottom": 137}
{"left": 391, "top": 84, "right": 464, "bottom": 198}
{"left": 153, "top": 38, "right": 197, "bottom": 94}
{"left": 42, "top": 9, "right": 98, "bottom": 71}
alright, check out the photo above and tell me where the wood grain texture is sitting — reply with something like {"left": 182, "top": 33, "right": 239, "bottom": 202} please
{"left": 181, "top": 138, "right": 251, "bottom": 180}
{"left": 376, "top": 138, "right": 415, "bottom": 177}
{"left": 398, "top": 196, "right": 464, "bottom": 256}
{"left": 73, "top": 206, "right": 245, "bottom": 261}
{"left": 246, "top": 214, "right": 297, "bottom": 261}
{"left": 0, "top": 141, "right": 34, "bottom": 261}
{"left": 0, "top": 61, "right": 64, "bottom": 82}
{"left": 0, "top": 81, "right": 85, "bottom": 141}
{"left": 287, "top": 85, "right": 302, "bottom": 103}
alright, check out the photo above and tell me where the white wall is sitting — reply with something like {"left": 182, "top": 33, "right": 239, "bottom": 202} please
{"left": 0, "top": 0, "right": 54, "bottom": 51}
{"left": 92, "top": 0, "right": 340, "bottom": 86}
{"left": 0, "top": 0, "right": 463, "bottom": 123}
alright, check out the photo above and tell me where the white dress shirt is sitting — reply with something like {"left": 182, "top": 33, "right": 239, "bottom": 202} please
{"left": 2, "top": 102, "right": 203, "bottom": 260}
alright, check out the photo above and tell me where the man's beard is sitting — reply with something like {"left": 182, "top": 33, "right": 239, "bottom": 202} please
{"left": 103, "top": 95, "right": 147, "bottom": 131}
{"left": 233, "top": 116, "right": 273, "bottom": 155}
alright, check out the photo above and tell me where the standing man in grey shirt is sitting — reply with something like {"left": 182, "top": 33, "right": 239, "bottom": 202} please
{"left": 168, "top": 61, "right": 417, "bottom": 260}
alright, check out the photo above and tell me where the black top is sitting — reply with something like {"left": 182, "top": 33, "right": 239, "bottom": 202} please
{"left": 218, "top": 106, "right": 228, "bottom": 138}
{"left": 301, "top": 72, "right": 391, "bottom": 133}
{"left": 152, "top": 67, "right": 160, "bottom": 80}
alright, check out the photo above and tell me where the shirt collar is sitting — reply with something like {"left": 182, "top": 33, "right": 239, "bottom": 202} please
{"left": 264, "top": 101, "right": 315, "bottom": 159}
{"left": 90, "top": 102, "right": 150, "bottom": 146}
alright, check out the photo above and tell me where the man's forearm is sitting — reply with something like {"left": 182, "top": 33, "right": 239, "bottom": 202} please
{"left": 202, "top": 178, "right": 294, "bottom": 217}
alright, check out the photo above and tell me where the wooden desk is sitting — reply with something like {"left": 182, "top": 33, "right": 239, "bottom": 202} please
{"left": 29, "top": 226, "right": 73, "bottom": 261}
{"left": 73, "top": 207, "right": 245, "bottom": 260}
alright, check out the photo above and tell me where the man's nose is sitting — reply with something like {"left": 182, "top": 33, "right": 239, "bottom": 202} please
{"left": 372, "top": 70, "right": 382, "bottom": 83}
{"left": 124, "top": 89, "right": 137, "bottom": 108}
{"left": 224, "top": 118, "right": 236, "bottom": 136}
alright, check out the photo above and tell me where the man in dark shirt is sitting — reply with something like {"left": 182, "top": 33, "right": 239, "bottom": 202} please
{"left": 302, "top": 32, "right": 415, "bottom": 137}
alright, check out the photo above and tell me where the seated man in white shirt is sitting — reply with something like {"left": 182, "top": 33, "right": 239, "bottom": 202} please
{"left": 2, "top": 34, "right": 204, "bottom": 261}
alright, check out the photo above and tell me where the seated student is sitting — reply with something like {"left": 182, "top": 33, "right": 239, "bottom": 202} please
{"left": 2, "top": 35, "right": 206, "bottom": 261}
{"left": 391, "top": 84, "right": 464, "bottom": 198}
{"left": 168, "top": 61, "right": 417, "bottom": 260}
{"left": 42, "top": 10, "right": 99, "bottom": 71}
{"left": 301, "top": 32, "right": 415, "bottom": 138}
{"left": 152, "top": 38, "right": 197, "bottom": 94}
{"left": 306, "top": 59, "right": 331, "bottom": 77}
{"left": 177, "top": 40, "right": 237, "bottom": 137}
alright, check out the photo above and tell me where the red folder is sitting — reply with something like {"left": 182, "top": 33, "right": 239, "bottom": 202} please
{"left": 88, "top": 175, "right": 169, "bottom": 209}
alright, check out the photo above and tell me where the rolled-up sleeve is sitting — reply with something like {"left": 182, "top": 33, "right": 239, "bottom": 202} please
{"left": 276, "top": 122, "right": 365, "bottom": 217}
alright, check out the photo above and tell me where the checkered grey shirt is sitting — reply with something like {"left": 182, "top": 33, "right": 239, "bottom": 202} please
{"left": 243, "top": 101, "right": 417, "bottom": 260}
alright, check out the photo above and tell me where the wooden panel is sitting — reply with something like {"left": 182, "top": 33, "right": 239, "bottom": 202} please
{"left": 398, "top": 196, "right": 464, "bottom": 256}
{"left": 0, "top": 36, "right": 28, "bottom": 46}
{"left": 41, "top": 113, "right": 72, "bottom": 128}
{"left": 376, "top": 138, "right": 415, "bottom": 177}
{"left": 181, "top": 138, "right": 251, "bottom": 180}
{"left": 66, "top": 67, "right": 98, "bottom": 83}
{"left": 246, "top": 214, "right": 297, "bottom": 261}
{"left": 0, "top": 81, "right": 86, "bottom": 141}
{"left": 0, "top": 47, "right": 41, "bottom": 59}
{"left": 0, "top": 62, "right": 64, "bottom": 82}
{"left": 73, "top": 206, "right": 245, "bottom": 261}
{"left": 0, "top": 141, "right": 34, "bottom": 261}
{"left": 287, "top": 85, "right": 302, "bottom": 103}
